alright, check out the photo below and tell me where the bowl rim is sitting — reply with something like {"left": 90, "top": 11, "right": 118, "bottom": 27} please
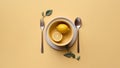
{"left": 46, "top": 17, "right": 74, "bottom": 46}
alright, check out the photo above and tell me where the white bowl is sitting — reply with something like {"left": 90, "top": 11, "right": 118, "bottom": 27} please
{"left": 47, "top": 17, "right": 74, "bottom": 46}
{"left": 45, "top": 17, "right": 77, "bottom": 50}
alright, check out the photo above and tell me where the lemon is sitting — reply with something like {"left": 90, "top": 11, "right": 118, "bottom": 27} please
{"left": 52, "top": 31, "right": 63, "bottom": 42}
{"left": 56, "top": 24, "right": 69, "bottom": 34}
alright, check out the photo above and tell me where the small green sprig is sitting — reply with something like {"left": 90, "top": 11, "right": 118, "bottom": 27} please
{"left": 64, "top": 46, "right": 80, "bottom": 61}
{"left": 42, "top": 9, "right": 53, "bottom": 18}
{"left": 64, "top": 52, "right": 80, "bottom": 61}
{"left": 64, "top": 52, "right": 75, "bottom": 58}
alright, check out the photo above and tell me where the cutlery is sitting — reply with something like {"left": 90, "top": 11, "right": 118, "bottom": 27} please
{"left": 75, "top": 17, "right": 82, "bottom": 53}
{"left": 40, "top": 18, "right": 45, "bottom": 53}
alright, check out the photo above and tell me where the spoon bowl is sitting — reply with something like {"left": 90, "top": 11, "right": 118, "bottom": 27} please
{"left": 75, "top": 17, "right": 81, "bottom": 29}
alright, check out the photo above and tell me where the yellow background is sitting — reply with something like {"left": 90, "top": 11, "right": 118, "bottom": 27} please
{"left": 0, "top": 0, "right": 120, "bottom": 68}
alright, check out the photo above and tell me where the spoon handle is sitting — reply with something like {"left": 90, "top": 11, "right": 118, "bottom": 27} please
{"left": 77, "top": 30, "right": 80, "bottom": 53}
{"left": 41, "top": 30, "right": 44, "bottom": 53}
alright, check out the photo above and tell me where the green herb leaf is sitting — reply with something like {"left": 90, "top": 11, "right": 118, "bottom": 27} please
{"left": 64, "top": 52, "right": 72, "bottom": 58}
{"left": 42, "top": 12, "right": 44, "bottom": 17}
{"left": 76, "top": 56, "right": 80, "bottom": 61}
{"left": 64, "top": 52, "right": 75, "bottom": 58}
{"left": 46, "top": 10, "right": 53, "bottom": 16}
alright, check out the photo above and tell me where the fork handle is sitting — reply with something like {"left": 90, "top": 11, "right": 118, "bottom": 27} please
{"left": 41, "top": 30, "right": 44, "bottom": 53}
{"left": 77, "top": 30, "right": 80, "bottom": 53}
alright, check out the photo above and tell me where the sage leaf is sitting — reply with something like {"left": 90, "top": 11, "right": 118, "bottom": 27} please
{"left": 64, "top": 52, "right": 75, "bottom": 58}
{"left": 64, "top": 52, "right": 72, "bottom": 58}
{"left": 46, "top": 10, "right": 53, "bottom": 16}
{"left": 76, "top": 56, "right": 80, "bottom": 61}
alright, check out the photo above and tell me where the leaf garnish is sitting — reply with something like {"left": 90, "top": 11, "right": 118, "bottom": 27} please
{"left": 46, "top": 10, "right": 53, "bottom": 16}
{"left": 64, "top": 52, "right": 75, "bottom": 58}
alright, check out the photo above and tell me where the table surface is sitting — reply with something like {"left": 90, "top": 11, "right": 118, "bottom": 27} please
{"left": 0, "top": 0, "right": 120, "bottom": 68}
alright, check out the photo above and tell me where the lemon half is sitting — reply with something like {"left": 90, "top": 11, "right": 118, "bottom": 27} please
{"left": 52, "top": 31, "right": 63, "bottom": 42}
{"left": 56, "top": 24, "right": 69, "bottom": 34}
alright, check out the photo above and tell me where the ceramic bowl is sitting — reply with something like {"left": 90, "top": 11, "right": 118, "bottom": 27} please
{"left": 46, "top": 17, "right": 74, "bottom": 46}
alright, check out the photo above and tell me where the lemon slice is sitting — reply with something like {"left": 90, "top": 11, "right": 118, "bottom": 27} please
{"left": 52, "top": 31, "right": 63, "bottom": 42}
{"left": 56, "top": 24, "right": 69, "bottom": 34}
